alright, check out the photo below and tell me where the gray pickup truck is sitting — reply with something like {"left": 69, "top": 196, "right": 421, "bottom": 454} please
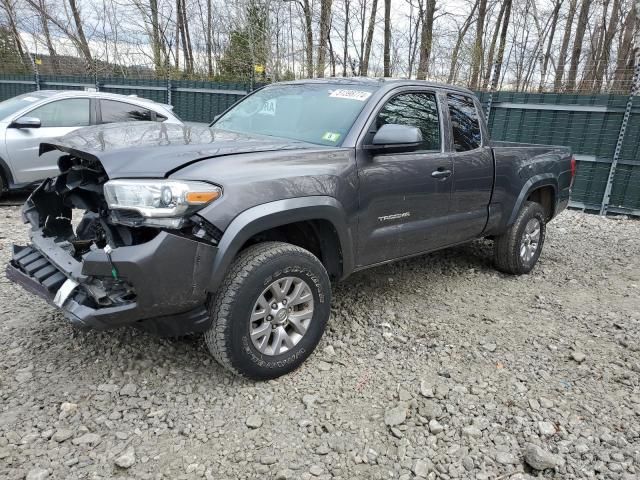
{"left": 7, "top": 79, "right": 574, "bottom": 379}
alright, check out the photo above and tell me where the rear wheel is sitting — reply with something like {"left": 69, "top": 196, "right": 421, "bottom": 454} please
{"left": 493, "top": 201, "right": 546, "bottom": 275}
{"left": 205, "top": 241, "right": 331, "bottom": 379}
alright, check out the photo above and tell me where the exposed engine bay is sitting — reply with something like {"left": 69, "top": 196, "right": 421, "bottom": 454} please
{"left": 24, "top": 154, "right": 160, "bottom": 259}
{"left": 17, "top": 153, "right": 219, "bottom": 312}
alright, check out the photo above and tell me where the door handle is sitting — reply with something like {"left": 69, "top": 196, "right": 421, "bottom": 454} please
{"left": 431, "top": 168, "right": 452, "bottom": 179}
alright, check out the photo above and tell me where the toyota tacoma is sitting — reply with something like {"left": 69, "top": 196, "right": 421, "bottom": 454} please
{"left": 6, "top": 79, "right": 574, "bottom": 379}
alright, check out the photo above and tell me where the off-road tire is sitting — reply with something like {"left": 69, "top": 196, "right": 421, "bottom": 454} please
{"left": 205, "top": 241, "right": 331, "bottom": 380}
{"left": 493, "top": 201, "right": 546, "bottom": 275}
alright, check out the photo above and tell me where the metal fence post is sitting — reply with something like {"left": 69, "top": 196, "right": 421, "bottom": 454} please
{"left": 30, "top": 54, "right": 40, "bottom": 91}
{"left": 600, "top": 57, "right": 640, "bottom": 215}
{"left": 94, "top": 59, "right": 100, "bottom": 91}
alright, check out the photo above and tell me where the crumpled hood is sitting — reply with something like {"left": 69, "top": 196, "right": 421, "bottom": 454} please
{"left": 40, "top": 121, "right": 315, "bottom": 178}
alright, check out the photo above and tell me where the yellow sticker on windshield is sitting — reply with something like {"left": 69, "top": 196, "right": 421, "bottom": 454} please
{"left": 322, "top": 132, "right": 341, "bottom": 142}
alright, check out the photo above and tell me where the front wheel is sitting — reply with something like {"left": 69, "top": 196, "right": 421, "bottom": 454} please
{"left": 493, "top": 201, "right": 546, "bottom": 275}
{"left": 0, "top": 173, "right": 6, "bottom": 199}
{"left": 205, "top": 242, "right": 331, "bottom": 379}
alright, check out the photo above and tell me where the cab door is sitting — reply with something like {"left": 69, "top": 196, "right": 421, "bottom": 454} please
{"left": 445, "top": 93, "right": 494, "bottom": 243}
{"left": 356, "top": 90, "right": 453, "bottom": 267}
{"left": 5, "top": 98, "right": 92, "bottom": 184}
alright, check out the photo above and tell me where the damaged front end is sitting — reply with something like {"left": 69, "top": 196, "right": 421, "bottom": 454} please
{"left": 7, "top": 149, "right": 221, "bottom": 336}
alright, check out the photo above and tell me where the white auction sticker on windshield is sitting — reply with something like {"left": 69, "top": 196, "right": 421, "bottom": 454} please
{"left": 259, "top": 99, "right": 276, "bottom": 116}
{"left": 329, "top": 89, "right": 372, "bottom": 101}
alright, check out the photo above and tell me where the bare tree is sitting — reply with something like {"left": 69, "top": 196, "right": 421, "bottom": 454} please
{"left": 360, "top": 0, "right": 378, "bottom": 75}
{"left": 68, "top": 0, "right": 93, "bottom": 64}
{"left": 416, "top": 0, "right": 436, "bottom": 80}
{"left": 491, "top": 0, "right": 512, "bottom": 89}
{"left": 447, "top": 0, "right": 479, "bottom": 84}
{"left": 482, "top": 0, "right": 508, "bottom": 89}
{"left": 565, "top": 0, "right": 591, "bottom": 91}
{"left": 611, "top": 1, "right": 637, "bottom": 92}
{"left": 316, "top": 0, "right": 333, "bottom": 77}
{"left": 593, "top": 0, "right": 622, "bottom": 91}
{"left": 302, "top": 0, "right": 314, "bottom": 77}
{"left": 538, "top": 0, "right": 563, "bottom": 92}
{"left": 383, "top": 0, "right": 391, "bottom": 76}
{"left": 553, "top": 0, "right": 577, "bottom": 90}
{"left": 1, "top": 0, "right": 27, "bottom": 62}
{"left": 37, "top": 0, "right": 57, "bottom": 64}
{"left": 469, "top": 0, "right": 487, "bottom": 89}
{"left": 343, "top": 0, "right": 350, "bottom": 76}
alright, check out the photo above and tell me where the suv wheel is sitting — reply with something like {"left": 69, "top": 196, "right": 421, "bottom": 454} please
{"left": 0, "top": 172, "right": 6, "bottom": 199}
{"left": 493, "top": 201, "right": 546, "bottom": 275}
{"left": 205, "top": 241, "right": 331, "bottom": 379}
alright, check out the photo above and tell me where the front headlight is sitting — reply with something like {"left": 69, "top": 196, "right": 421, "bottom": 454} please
{"left": 104, "top": 179, "right": 221, "bottom": 227}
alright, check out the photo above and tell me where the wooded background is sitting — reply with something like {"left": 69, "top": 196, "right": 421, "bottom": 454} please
{"left": 0, "top": 0, "right": 638, "bottom": 93}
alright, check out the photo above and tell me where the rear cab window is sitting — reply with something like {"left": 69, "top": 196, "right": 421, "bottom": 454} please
{"left": 100, "top": 100, "right": 154, "bottom": 123}
{"left": 447, "top": 93, "right": 481, "bottom": 152}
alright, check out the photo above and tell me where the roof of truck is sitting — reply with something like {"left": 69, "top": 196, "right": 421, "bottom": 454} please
{"left": 276, "top": 77, "right": 476, "bottom": 96}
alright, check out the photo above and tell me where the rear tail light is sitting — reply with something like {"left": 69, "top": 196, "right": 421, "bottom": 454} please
{"left": 570, "top": 155, "right": 577, "bottom": 188}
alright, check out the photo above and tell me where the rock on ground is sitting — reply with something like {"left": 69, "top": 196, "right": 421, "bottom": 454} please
{"left": 0, "top": 206, "right": 639, "bottom": 479}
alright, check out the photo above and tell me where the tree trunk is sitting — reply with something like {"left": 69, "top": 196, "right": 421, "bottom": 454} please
{"left": 580, "top": 4, "right": 606, "bottom": 92}
{"left": 182, "top": 0, "right": 194, "bottom": 73}
{"left": 343, "top": 0, "right": 349, "bottom": 76}
{"left": 207, "top": 0, "right": 213, "bottom": 76}
{"left": 538, "top": 0, "right": 562, "bottom": 92}
{"left": 565, "top": 0, "right": 591, "bottom": 92}
{"left": 416, "top": 0, "right": 436, "bottom": 80}
{"left": 491, "top": 0, "right": 512, "bottom": 90}
{"left": 593, "top": 0, "right": 621, "bottom": 92}
{"left": 469, "top": 0, "right": 487, "bottom": 90}
{"left": 553, "top": 0, "right": 577, "bottom": 90}
{"left": 482, "top": 0, "right": 507, "bottom": 89}
{"left": 68, "top": 0, "right": 93, "bottom": 64}
{"left": 611, "top": 3, "right": 636, "bottom": 92}
{"left": 447, "top": 0, "right": 479, "bottom": 84}
{"left": 328, "top": 21, "right": 337, "bottom": 76}
{"left": 38, "top": 0, "right": 57, "bottom": 61}
{"left": 316, "top": 0, "right": 333, "bottom": 77}
{"left": 175, "top": 0, "right": 181, "bottom": 69}
{"left": 1, "top": 0, "right": 26, "bottom": 66}
{"left": 361, "top": 0, "right": 378, "bottom": 76}
{"left": 383, "top": 0, "right": 391, "bottom": 77}
{"left": 149, "top": 0, "right": 164, "bottom": 72}
{"left": 303, "top": 0, "right": 314, "bottom": 78}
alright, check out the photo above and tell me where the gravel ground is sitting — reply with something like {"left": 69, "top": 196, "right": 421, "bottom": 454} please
{"left": 0, "top": 206, "right": 639, "bottom": 480}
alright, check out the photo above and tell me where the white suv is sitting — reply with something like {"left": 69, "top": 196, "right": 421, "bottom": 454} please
{"left": 0, "top": 90, "right": 182, "bottom": 197}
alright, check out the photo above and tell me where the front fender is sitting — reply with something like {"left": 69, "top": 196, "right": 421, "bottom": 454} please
{"left": 205, "top": 196, "right": 354, "bottom": 292}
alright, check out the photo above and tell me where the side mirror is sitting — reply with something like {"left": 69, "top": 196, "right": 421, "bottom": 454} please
{"left": 10, "top": 117, "right": 41, "bottom": 129}
{"left": 365, "top": 124, "right": 423, "bottom": 152}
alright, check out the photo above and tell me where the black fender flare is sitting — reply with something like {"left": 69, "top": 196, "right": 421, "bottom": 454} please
{"left": 507, "top": 174, "right": 558, "bottom": 227}
{"left": 206, "top": 196, "right": 355, "bottom": 292}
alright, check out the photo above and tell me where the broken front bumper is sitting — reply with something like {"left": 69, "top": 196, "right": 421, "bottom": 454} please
{"left": 7, "top": 229, "right": 218, "bottom": 336}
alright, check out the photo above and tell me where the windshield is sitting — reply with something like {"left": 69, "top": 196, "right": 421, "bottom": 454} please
{"left": 213, "top": 84, "right": 378, "bottom": 146}
{"left": 0, "top": 93, "right": 49, "bottom": 121}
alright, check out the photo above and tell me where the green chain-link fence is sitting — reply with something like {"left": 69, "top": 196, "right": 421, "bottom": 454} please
{"left": 0, "top": 74, "right": 638, "bottom": 216}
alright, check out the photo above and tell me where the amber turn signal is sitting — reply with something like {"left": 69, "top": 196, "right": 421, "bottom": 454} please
{"left": 186, "top": 190, "right": 221, "bottom": 204}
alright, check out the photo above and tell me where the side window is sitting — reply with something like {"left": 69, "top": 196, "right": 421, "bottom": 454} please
{"left": 447, "top": 94, "right": 481, "bottom": 152}
{"left": 375, "top": 92, "right": 441, "bottom": 151}
{"left": 100, "top": 100, "right": 153, "bottom": 123}
{"left": 25, "top": 99, "right": 90, "bottom": 128}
